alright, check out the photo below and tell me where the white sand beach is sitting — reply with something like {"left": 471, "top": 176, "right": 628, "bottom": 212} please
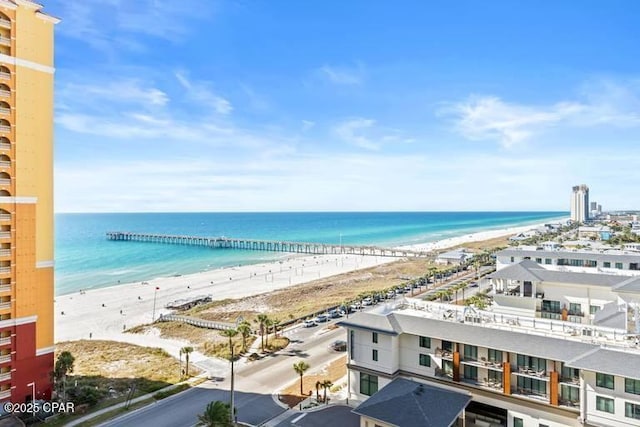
{"left": 54, "top": 221, "right": 557, "bottom": 356}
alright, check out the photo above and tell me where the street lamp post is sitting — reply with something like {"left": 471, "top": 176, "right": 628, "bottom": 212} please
{"left": 26, "top": 382, "right": 35, "bottom": 418}
{"left": 152, "top": 286, "right": 159, "bottom": 321}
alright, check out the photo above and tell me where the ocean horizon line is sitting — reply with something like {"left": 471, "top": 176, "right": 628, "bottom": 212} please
{"left": 55, "top": 210, "right": 569, "bottom": 215}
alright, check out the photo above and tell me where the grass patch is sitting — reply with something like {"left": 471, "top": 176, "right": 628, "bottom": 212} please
{"left": 153, "top": 383, "right": 190, "bottom": 400}
{"left": 265, "top": 336, "right": 289, "bottom": 352}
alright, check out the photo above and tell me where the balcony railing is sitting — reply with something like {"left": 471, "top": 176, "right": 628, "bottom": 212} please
{"left": 514, "top": 388, "right": 548, "bottom": 400}
{"left": 0, "top": 389, "right": 9, "bottom": 400}
{"left": 560, "top": 376, "right": 580, "bottom": 386}
{"left": 0, "top": 143, "right": 9, "bottom": 152}
{"left": 0, "top": 126, "right": 10, "bottom": 133}
{"left": 0, "top": 19, "right": 10, "bottom": 30}
{"left": 0, "top": 337, "right": 9, "bottom": 346}
{"left": 0, "top": 355, "right": 10, "bottom": 364}
{"left": 0, "top": 302, "right": 11, "bottom": 309}
{"left": 0, "top": 108, "right": 9, "bottom": 116}
{"left": 516, "top": 367, "right": 548, "bottom": 379}
{"left": 0, "top": 232, "right": 10, "bottom": 239}
{"left": 0, "top": 161, "right": 10, "bottom": 168}
{"left": 0, "top": 90, "right": 9, "bottom": 99}
{"left": 0, "top": 215, "right": 9, "bottom": 222}
{"left": 0, "top": 73, "right": 8, "bottom": 81}
{"left": 0, "top": 37, "right": 9, "bottom": 46}
{"left": 0, "top": 249, "right": 10, "bottom": 257}
{"left": 0, "top": 286, "right": 9, "bottom": 293}
{"left": 0, "top": 372, "right": 9, "bottom": 382}
{"left": 559, "top": 399, "right": 581, "bottom": 409}
{"left": 0, "top": 179, "right": 9, "bottom": 187}
{"left": 435, "top": 348, "right": 453, "bottom": 359}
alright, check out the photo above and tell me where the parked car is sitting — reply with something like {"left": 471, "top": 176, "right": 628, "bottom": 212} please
{"left": 362, "top": 297, "right": 373, "bottom": 306}
{"left": 350, "top": 302, "right": 362, "bottom": 310}
{"left": 303, "top": 319, "right": 317, "bottom": 328}
{"left": 386, "top": 290, "right": 396, "bottom": 298}
{"left": 329, "top": 340, "right": 347, "bottom": 352}
{"left": 328, "top": 309, "right": 342, "bottom": 318}
{"left": 315, "top": 314, "right": 329, "bottom": 323}
{"left": 470, "top": 282, "right": 479, "bottom": 288}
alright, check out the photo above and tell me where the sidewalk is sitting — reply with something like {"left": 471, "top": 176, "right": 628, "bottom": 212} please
{"left": 64, "top": 374, "right": 207, "bottom": 427}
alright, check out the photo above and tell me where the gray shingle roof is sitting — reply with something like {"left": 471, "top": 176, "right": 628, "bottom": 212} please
{"left": 566, "top": 348, "right": 640, "bottom": 381}
{"left": 614, "top": 277, "right": 640, "bottom": 293}
{"left": 498, "top": 248, "right": 640, "bottom": 264}
{"left": 490, "top": 260, "right": 632, "bottom": 288}
{"left": 337, "top": 312, "right": 399, "bottom": 335}
{"left": 352, "top": 378, "right": 471, "bottom": 427}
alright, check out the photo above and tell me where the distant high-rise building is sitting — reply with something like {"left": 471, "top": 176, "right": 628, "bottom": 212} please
{"left": 590, "top": 201, "right": 597, "bottom": 211}
{"left": 0, "top": 1, "right": 58, "bottom": 403}
{"left": 597, "top": 204, "right": 602, "bottom": 214}
{"left": 570, "top": 184, "right": 589, "bottom": 222}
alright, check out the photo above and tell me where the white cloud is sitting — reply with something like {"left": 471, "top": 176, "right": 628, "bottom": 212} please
{"left": 442, "top": 79, "right": 640, "bottom": 148}
{"left": 333, "top": 118, "right": 379, "bottom": 150}
{"left": 62, "top": 80, "right": 169, "bottom": 107}
{"left": 175, "top": 71, "right": 233, "bottom": 115}
{"left": 319, "top": 64, "right": 364, "bottom": 85}
{"left": 301, "top": 120, "right": 315, "bottom": 132}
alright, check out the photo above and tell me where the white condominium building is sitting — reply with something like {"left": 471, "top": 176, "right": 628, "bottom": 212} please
{"left": 571, "top": 185, "right": 590, "bottom": 223}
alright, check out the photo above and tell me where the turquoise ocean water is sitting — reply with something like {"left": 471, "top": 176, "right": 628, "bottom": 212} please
{"left": 54, "top": 212, "right": 567, "bottom": 296}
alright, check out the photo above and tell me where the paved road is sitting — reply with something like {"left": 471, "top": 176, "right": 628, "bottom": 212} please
{"left": 98, "top": 321, "right": 347, "bottom": 427}
{"left": 274, "top": 405, "right": 359, "bottom": 427}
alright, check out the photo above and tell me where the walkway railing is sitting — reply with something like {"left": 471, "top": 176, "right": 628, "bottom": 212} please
{"left": 157, "top": 313, "right": 235, "bottom": 331}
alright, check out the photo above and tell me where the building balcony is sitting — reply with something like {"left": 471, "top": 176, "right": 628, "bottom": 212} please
{"left": 560, "top": 377, "right": 580, "bottom": 386}
{"left": 0, "top": 179, "right": 9, "bottom": 187}
{"left": 0, "top": 337, "right": 10, "bottom": 346}
{"left": 513, "top": 388, "right": 548, "bottom": 401}
{"left": 0, "top": 389, "right": 9, "bottom": 400}
{"left": 0, "top": 126, "right": 10, "bottom": 133}
{"left": 0, "top": 73, "right": 8, "bottom": 81}
{"left": 435, "top": 348, "right": 453, "bottom": 360}
{"left": 0, "top": 267, "right": 9, "bottom": 275}
{"left": 0, "top": 37, "right": 9, "bottom": 47}
{"left": 0, "top": 19, "right": 10, "bottom": 30}
{"left": 0, "top": 143, "right": 8, "bottom": 152}
{"left": 0, "top": 249, "right": 10, "bottom": 257}
{"left": 0, "top": 372, "right": 9, "bottom": 382}
{"left": 515, "top": 367, "right": 549, "bottom": 380}
{"left": 0, "top": 355, "right": 10, "bottom": 364}
{"left": 0, "top": 161, "right": 10, "bottom": 169}
{"left": 0, "top": 215, "right": 9, "bottom": 222}
{"left": 0, "top": 108, "right": 9, "bottom": 116}
{"left": 0, "top": 90, "right": 9, "bottom": 99}
{"left": 0, "top": 232, "right": 10, "bottom": 239}
{"left": 0, "top": 285, "right": 9, "bottom": 294}
{"left": 559, "top": 399, "right": 581, "bottom": 409}
{"left": 434, "top": 367, "right": 454, "bottom": 380}
{"left": 0, "top": 302, "right": 10, "bottom": 310}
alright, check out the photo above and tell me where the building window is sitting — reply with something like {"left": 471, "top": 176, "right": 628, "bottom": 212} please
{"left": 625, "top": 378, "right": 640, "bottom": 395}
{"left": 596, "top": 373, "right": 614, "bottom": 389}
{"left": 464, "top": 345, "right": 477, "bottom": 361}
{"left": 535, "top": 258, "right": 542, "bottom": 263}
{"left": 542, "top": 300, "right": 560, "bottom": 314}
{"left": 517, "top": 376, "right": 547, "bottom": 396}
{"left": 488, "top": 348, "right": 503, "bottom": 363}
{"left": 488, "top": 370, "right": 502, "bottom": 385}
{"left": 517, "top": 354, "right": 546, "bottom": 372}
{"left": 463, "top": 365, "right": 477, "bottom": 381}
{"left": 585, "top": 260, "right": 597, "bottom": 267}
{"left": 360, "top": 373, "right": 378, "bottom": 396}
{"left": 561, "top": 384, "right": 580, "bottom": 405}
{"left": 419, "top": 353, "right": 430, "bottom": 367}
{"left": 626, "top": 402, "right": 640, "bottom": 419}
{"left": 419, "top": 336, "right": 431, "bottom": 348}
{"left": 569, "top": 303, "right": 582, "bottom": 316}
{"left": 442, "top": 340, "right": 453, "bottom": 352}
{"left": 603, "top": 261, "right": 611, "bottom": 268}
{"left": 561, "top": 365, "right": 579, "bottom": 382}
{"left": 596, "top": 396, "right": 614, "bottom": 413}
{"left": 372, "top": 332, "right": 378, "bottom": 343}
{"left": 350, "top": 330, "right": 354, "bottom": 360}
{"left": 615, "top": 262, "right": 623, "bottom": 269}
{"left": 590, "top": 305, "right": 600, "bottom": 315}
{"left": 372, "top": 349, "right": 378, "bottom": 361}
{"left": 545, "top": 258, "right": 552, "bottom": 265}
{"left": 510, "top": 257, "right": 515, "bottom": 263}
{"left": 513, "top": 417, "right": 523, "bottom": 427}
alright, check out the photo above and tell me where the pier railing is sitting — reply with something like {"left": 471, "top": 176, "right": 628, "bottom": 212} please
{"left": 157, "top": 314, "right": 235, "bottom": 331}
{"left": 106, "top": 231, "right": 430, "bottom": 258}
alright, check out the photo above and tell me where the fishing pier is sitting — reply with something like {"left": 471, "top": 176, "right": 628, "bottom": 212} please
{"left": 105, "top": 231, "right": 429, "bottom": 258}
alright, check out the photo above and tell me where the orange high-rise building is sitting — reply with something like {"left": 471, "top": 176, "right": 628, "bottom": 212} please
{"left": 0, "top": 0, "right": 58, "bottom": 403}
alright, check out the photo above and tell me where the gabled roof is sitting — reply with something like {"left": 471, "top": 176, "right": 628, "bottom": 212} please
{"left": 566, "top": 348, "right": 640, "bottom": 381}
{"left": 337, "top": 312, "right": 399, "bottom": 335}
{"left": 352, "top": 378, "right": 471, "bottom": 427}
{"left": 489, "top": 259, "right": 544, "bottom": 282}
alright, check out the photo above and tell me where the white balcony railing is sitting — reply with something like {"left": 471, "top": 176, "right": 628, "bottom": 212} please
{"left": 0, "top": 372, "right": 9, "bottom": 382}
{"left": 0, "top": 37, "right": 9, "bottom": 46}
{"left": 0, "top": 73, "right": 9, "bottom": 81}
{"left": 0, "top": 286, "right": 8, "bottom": 293}
{"left": 0, "top": 91, "right": 9, "bottom": 99}
{"left": 0, "top": 302, "right": 11, "bottom": 309}
{"left": 0, "top": 249, "right": 9, "bottom": 257}
{"left": 0, "top": 108, "right": 9, "bottom": 115}
{"left": 0, "top": 355, "right": 10, "bottom": 364}
{"left": 0, "top": 389, "right": 10, "bottom": 400}
{"left": 0, "top": 233, "right": 9, "bottom": 239}
{"left": 0, "top": 268, "right": 9, "bottom": 275}
{"left": 0, "top": 215, "right": 9, "bottom": 222}
{"left": 0, "top": 337, "right": 9, "bottom": 346}
{"left": 0, "top": 126, "right": 10, "bottom": 133}
{"left": 0, "top": 19, "right": 10, "bottom": 30}
{"left": 0, "top": 179, "right": 9, "bottom": 187}
{"left": 0, "top": 144, "right": 9, "bottom": 152}
{"left": 0, "top": 161, "right": 10, "bottom": 168}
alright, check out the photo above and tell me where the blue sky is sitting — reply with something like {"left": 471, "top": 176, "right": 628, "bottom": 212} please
{"left": 46, "top": 0, "right": 640, "bottom": 212}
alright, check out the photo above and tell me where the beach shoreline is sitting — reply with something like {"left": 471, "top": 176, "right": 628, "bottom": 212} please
{"left": 55, "top": 219, "right": 562, "bottom": 356}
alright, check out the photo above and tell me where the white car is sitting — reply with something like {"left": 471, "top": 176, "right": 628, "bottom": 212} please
{"left": 303, "top": 319, "right": 317, "bottom": 328}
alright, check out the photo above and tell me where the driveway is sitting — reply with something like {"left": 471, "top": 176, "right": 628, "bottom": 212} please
{"left": 274, "top": 405, "right": 359, "bottom": 427}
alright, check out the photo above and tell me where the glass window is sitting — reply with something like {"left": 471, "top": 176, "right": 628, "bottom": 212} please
{"left": 596, "top": 373, "right": 614, "bottom": 389}
{"left": 464, "top": 345, "right": 477, "bottom": 361}
{"left": 419, "top": 336, "right": 431, "bottom": 348}
{"left": 561, "top": 384, "right": 580, "bottom": 404}
{"left": 542, "top": 300, "right": 560, "bottom": 313}
{"left": 372, "top": 332, "right": 378, "bottom": 343}
{"left": 513, "top": 417, "right": 523, "bottom": 427}
{"left": 360, "top": 373, "right": 378, "bottom": 396}
{"left": 626, "top": 402, "right": 640, "bottom": 419}
{"left": 442, "top": 340, "right": 453, "bottom": 352}
{"left": 625, "top": 378, "right": 640, "bottom": 395}
{"left": 419, "top": 353, "right": 430, "bottom": 367}
{"left": 463, "top": 365, "right": 477, "bottom": 380}
{"left": 545, "top": 258, "right": 552, "bottom": 265}
{"left": 510, "top": 257, "right": 515, "bottom": 263}
{"left": 569, "top": 303, "right": 581, "bottom": 315}
{"left": 350, "top": 330, "right": 355, "bottom": 360}
{"left": 488, "top": 349, "right": 503, "bottom": 363}
{"left": 535, "top": 258, "right": 542, "bottom": 263}
{"left": 603, "top": 261, "right": 611, "bottom": 268}
{"left": 517, "top": 376, "right": 547, "bottom": 396}
{"left": 590, "top": 305, "right": 600, "bottom": 315}
{"left": 615, "top": 262, "right": 623, "bottom": 269}
{"left": 596, "top": 396, "right": 614, "bottom": 413}
{"left": 488, "top": 370, "right": 502, "bottom": 385}
{"left": 372, "top": 349, "right": 378, "bottom": 361}
{"left": 517, "top": 354, "right": 546, "bottom": 371}
{"left": 561, "top": 365, "right": 579, "bottom": 382}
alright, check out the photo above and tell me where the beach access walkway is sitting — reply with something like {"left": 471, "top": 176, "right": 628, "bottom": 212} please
{"left": 105, "top": 231, "right": 431, "bottom": 258}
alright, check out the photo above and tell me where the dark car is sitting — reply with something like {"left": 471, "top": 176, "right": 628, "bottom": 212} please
{"left": 329, "top": 340, "right": 347, "bottom": 352}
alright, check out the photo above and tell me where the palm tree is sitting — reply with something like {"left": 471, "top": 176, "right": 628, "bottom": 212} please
{"left": 315, "top": 380, "right": 321, "bottom": 402}
{"left": 196, "top": 401, "right": 232, "bottom": 427}
{"left": 236, "top": 321, "right": 252, "bottom": 353}
{"left": 271, "top": 318, "right": 281, "bottom": 338}
{"left": 220, "top": 329, "right": 239, "bottom": 361}
{"left": 321, "top": 379, "right": 333, "bottom": 402}
{"left": 292, "top": 361, "right": 310, "bottom": 395}
{"left": 54, "top": 351, "right": 75, "bottom": 402}
{"left": 256, "top": 314, "right": 269, "bottom": 352}
{"left": 180, "top": 346, "right": 193, "bottom": 377}
{"left": 264, "top": 318, "right": 273, "bottom": 349}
